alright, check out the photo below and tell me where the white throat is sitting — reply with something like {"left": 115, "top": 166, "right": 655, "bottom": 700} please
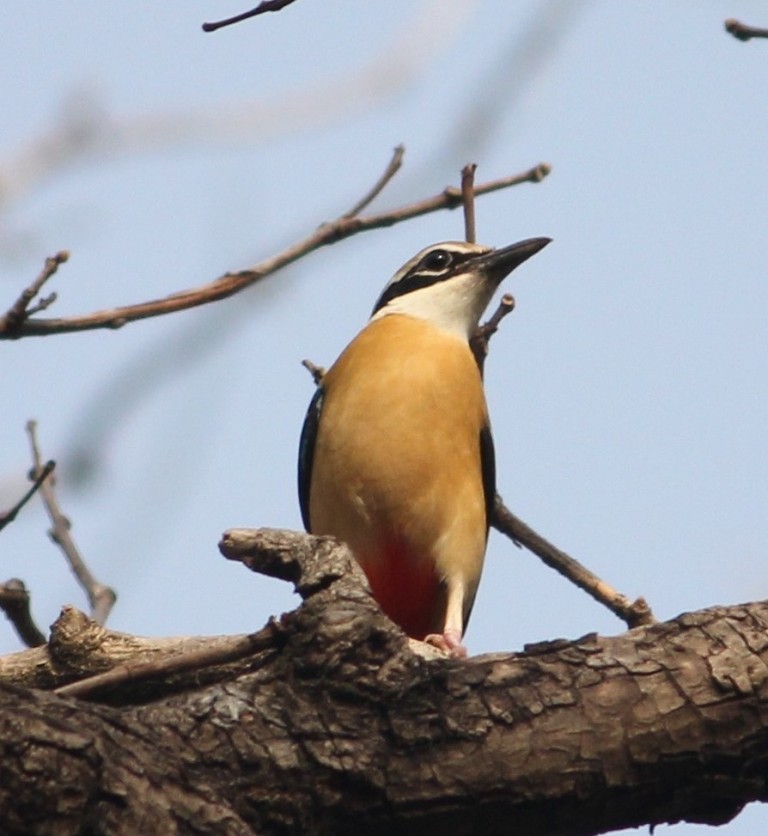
{"left": 370, "top": 271, "right": 495, "bottom": 340}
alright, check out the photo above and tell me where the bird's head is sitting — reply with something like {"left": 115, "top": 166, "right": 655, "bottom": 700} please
{"left": 370, "top": 237, "right": 551, "bottom": 339}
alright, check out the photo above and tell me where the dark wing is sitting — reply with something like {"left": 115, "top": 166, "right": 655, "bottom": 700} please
{"left": 479, "top": 424, "right": 496, "bottom": 537}
{"left": 462, "top": 424, "right": 497, "bottom": 631}
{"left": 298, "top": 386, "right": 325, "bottom": 531}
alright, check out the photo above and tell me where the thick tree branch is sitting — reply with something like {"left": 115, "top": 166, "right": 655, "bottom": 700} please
{"left": 0, "top": 528, "right": 765, "bottom": 834}
{"left": 56, "top": 621, "right": 281, "bottom": 700}
{"left": 0, "top": 605, "right": 275, "bottom": 694}
{"left": 1, "top": 162, "right": 550, "bottom": 339}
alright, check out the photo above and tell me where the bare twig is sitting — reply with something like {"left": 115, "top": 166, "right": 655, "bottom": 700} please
{"left": 24, "top": 293, "right": 58, "bottom": 317}
{"left": 725, "top": 18, "right": 768, "bottom": 41}
{"left": 470, "top": 293, "right": 516, "bottom": 373}
{"left": 0, "top": 579, "right": 46, "bottom": 648}
{"left": 461, "top": 163, "right": 478, "bottom": 244}
{"left": 342, "top": 145, "right": 405, "bottom": 218}
{"left": 0, "top": 251, "right": 68, "bottom": 336}
{"left": 3, "top": 161, "right": 551, "bottom": 340}
{"left": 203, "top": 0, "right": 298, "bottom": 32}
{"left": 492, "top": 495, "right": 655, "bottom": 628}
{"left": 480, "top": 293, "right": 516, "bottom": 338}
{"left": 301, "top": 359, "right": 326, "bottom": 385}
{"left": 55, "top": 622, "right": 281, "bottom": 699}
{"left": 0, "top": 460, "right": 55, "bottom": 532}
{"left": 25, "top": 421, "right": 117, "bottom": 625}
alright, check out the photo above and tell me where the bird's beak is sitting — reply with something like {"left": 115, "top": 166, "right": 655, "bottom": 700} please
{"left": 473, "top": 237, "right": 552, "bottom": 284}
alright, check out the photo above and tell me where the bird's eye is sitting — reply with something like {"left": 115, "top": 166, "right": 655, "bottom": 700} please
{"left": 421, "top": 249, "right": 452, "bottom": 271}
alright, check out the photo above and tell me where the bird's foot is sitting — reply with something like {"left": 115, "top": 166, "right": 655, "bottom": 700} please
{"left": 424, "top": 629, "right": 468, "bottom": 659}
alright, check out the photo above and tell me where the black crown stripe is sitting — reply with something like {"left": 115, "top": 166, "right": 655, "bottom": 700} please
{"left": 371, "top": 249, "right": 480, "bottom": 316}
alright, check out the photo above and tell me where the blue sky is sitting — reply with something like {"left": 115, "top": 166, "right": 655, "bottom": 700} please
{"left": 1, "top": 3, "right": 767, "bottom": 831}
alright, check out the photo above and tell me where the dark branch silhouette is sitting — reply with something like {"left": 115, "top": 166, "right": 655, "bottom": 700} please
{"left": 725, "top": 18, "right": 768, "bottom": 41}
{"left": 0, "top": 580, "right": 46, "bottom": 648}
{"left": 0, "top": 460, "right": 54, "bottom": 533}
{"left": 202, "top": 0, "right": 298, "bottom": 33}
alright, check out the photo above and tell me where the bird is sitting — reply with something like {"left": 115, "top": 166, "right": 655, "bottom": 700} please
{"left": 298, "top": 237, "right": 550, "bottom": 657}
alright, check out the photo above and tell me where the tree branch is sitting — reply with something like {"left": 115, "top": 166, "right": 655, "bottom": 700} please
{"left": 1, "top": 161, "right": 551, "bottom": 339}
{"left": 0, "top": 460, "right": 55, "bottom": 533}
{"left": 25, "top": 421, "right": 117, "bottom": 626}
{"left": 0, "top": 528, "right": 765, "bottom": 833}
{"left": 202, "top": 0, "right": 299, "bottom": 33}
{"left": 461, "top": 162, "right": 478, "bottom": 243}
{"left": 0, "top": 604, "right": 276, "bottom": 693}
{"left": 470, "top": 292, "right": 516, "bottom": 373}
{"left": 0, "top": 580, "right": 46, "bottom": 648}
{"left": 301, "top": 358, "right": 326, "bottom": 385}
{"left": 493, "top": 496, "right": 655, "bottom": 628}
{"left": 342, "top": 144, "right": 405, "bottom": 218}
{"left": 55, "top": 621, "right": 282, "bottom": 700}
{"left": 0, "top": 251, "right": 68, "bottom": 337}
{"left": 725, "top": 18, "right": 768, "bottom": 41}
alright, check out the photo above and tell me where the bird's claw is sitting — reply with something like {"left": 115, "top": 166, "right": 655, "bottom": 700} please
{"left": 424, "top": 629, "right": 468, "bottom": 659}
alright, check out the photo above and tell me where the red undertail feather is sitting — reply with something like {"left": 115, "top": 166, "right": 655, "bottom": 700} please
{"left": 360, "top": 538, "right": 439, "bottom": 641}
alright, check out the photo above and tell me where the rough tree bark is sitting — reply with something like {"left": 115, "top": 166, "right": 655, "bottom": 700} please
{"left": 1, "top": 528, "right": 767, "bottom": 835}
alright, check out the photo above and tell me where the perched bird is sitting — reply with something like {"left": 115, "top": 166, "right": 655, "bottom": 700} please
{"left": 298, "top": 237, "right": 550, "bottom": 656}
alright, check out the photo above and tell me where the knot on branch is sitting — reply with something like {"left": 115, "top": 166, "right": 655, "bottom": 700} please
{"left": 49, "top": 606, "right": 110, "bottom": 668}
{"left": 219, "top": 527, "right": 369, "bottom": 600}
{"left": 219, "top": 528, "right": 416, "bottom": 668}
{"left": 48, "top": 605, "right": 161, "bottom": 682}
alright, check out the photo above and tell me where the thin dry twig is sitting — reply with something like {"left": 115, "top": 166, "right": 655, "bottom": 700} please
{"left": 492, "top": 496, "right": 655, "bottom": 628}
{"left": 25, "top": 421, "right": 117, "bottom": 626}
{"left": 480, "top": 293, "right": 516, "bottom": 337}
{"left": 301, "top": 359, "right": 326, "bottom": 385}
{"left": 725, "top": 18, "right": 768, "bottom": 41}
{"left": 3, "top": 161, "right": 551, "bottom": 340}
{"left": 0, "top": 579, "right": 46, "bottom": 648}
{"left": 55, "top": 622, "right": 280, "bottom": 699}
{"left": 461, "top": 163, "right": 478, "bottom": 244}
{"left": 470, "top": 293, "right": 516, "bottom": 373}
{"left": 342, "top": 145, "right": 405, "bottom": 218}
{"left": 203, "top": 0, "right": 298, "bottom": 32}
{"left": 0, "top": 460, "right": 55, "bottom": 533}
{"left": 0, "top": 251, "right": 68, "bottom": 336}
